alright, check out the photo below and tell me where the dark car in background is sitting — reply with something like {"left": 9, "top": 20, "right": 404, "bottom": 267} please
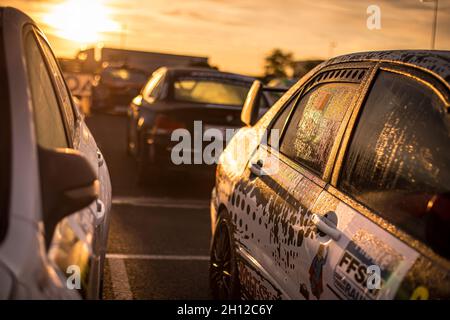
{"left": 127, "top": 67, "right": 256, "bottom": 183}
{"left": 91, "top": 65, "right": 148, "bottom": 114}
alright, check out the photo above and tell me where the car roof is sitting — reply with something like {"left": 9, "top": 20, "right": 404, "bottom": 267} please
{"left": 165, "top": 66, "right": 255, "bottom": 83}
{"left": 323, "top": 50, "right": 450, "bottom": 84}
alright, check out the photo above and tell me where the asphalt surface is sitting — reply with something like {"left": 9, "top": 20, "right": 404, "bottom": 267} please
{"left": 86, "top": 113, "right": 214, "bottom": 299}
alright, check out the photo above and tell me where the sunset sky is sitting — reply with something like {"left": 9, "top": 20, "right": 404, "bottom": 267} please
{"left": 2, "top": 0, "right": 450, "bottom": 75}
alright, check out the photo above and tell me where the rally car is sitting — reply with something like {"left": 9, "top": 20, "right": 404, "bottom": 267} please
{"left": 210, "top": 50, "right": 450, "bottom": 300}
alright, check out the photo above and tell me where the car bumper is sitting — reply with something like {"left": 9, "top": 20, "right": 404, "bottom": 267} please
{"left": 145, "top": 136, "right": 217, "bottom": 175}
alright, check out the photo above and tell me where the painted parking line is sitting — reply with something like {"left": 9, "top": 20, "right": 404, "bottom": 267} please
{"left": 107, "top": 253, "right": 210, "bottom": 261}
{"left": 108, "top": 258, "right": 133, "bottom": 300}
{"left": 112, "top": 196, "right": 209, "bottom": 209}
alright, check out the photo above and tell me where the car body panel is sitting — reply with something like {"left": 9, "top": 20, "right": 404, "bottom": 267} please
{"left": 308, "top": 190, "right": 419, "bottom": 300}
{"left": 229, "top": 145, "right": 324, "bottom": 299}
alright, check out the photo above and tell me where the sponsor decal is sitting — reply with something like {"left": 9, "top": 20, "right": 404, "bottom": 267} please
{"left": 410, "top": 286, "right": 429, "bottom": 300}
{"left": 333, "top": 230, "right": 404, "bottom": 300}
{"left": 309, "top": 244, "right": 329, "bottom": 299}
{"left": 237, "top": 259, "right": 281, "bottom": 300}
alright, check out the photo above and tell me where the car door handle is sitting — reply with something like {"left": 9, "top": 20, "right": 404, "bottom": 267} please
{"left": 93, "top": 199, "right": 106, "bottom": 226}
{"left": 250, "top": 160, "right": 263, "bottom": 177}
{"left": 97, "top": 149, "right": 104, "bottom": 167}
{"left": 311, "top": 213, "right": 341, "bottom": 241}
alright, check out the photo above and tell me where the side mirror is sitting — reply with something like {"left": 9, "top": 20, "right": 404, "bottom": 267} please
{"left": 38, "top": 147, "right": 99, "bottom": 246}
{"left": 241, "top": 80, "right": 263, "bottom": 126}
{"left": 132, "top": 94, "right": 143, "bottom": 106}
{"left": 426, "top": 193, "right": 450, "bottom": 259}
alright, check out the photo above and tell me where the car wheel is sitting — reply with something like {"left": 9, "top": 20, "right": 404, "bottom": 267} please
{"left": 209, "top": 212, "right": 240, "bottom": 300}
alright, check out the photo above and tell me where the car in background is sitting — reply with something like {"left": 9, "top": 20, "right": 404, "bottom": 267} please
{"left": 210, "top": 50, "right": 450, "bottom": 300}
{"left": 91, "top": 65, "right": 148, "bottom": 114}
{"left": 127, "top": 67, "right": 256, "bottom": 183}
{"left": 0, "top": 7, "right": 111, "bottom": 299}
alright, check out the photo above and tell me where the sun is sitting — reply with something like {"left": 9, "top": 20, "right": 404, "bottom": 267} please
{"left": 44, "top": 0, "right": 120, "bottom": 45}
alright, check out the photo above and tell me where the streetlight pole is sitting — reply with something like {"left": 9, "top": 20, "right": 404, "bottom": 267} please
{"left": 421, "top": 0, "right": 439, "bottom": 50}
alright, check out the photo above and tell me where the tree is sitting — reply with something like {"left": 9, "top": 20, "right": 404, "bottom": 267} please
{"left": 263, "top": 48, "right": 294, "bottom": 79}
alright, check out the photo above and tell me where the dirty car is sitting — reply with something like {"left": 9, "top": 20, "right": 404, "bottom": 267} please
{"left": 210, "top": 50, "right": 450, "bottom": 300}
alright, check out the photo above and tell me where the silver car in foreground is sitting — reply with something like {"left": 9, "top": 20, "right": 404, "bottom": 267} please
{"left": 0, "top": 7, "right": 111, "bottom": 299}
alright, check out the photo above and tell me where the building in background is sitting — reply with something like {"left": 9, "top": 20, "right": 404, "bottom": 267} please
{"left": 73, "top": 47, "right": 210, "bottom": 74}
{"left": 58, "top": 47, "right": 211, "bottom": 113}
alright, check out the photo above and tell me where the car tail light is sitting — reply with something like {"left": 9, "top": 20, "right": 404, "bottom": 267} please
{"left": 153, "top": 114, "right": 186, "bottom": 133}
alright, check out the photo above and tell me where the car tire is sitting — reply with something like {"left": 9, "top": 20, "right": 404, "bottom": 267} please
{"left": 209, "top": 211, "right": 241, "bottom": 300}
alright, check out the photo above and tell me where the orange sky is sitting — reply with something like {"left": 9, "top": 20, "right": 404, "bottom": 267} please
{"left": 2, "top": 0, "right": 450, "bottom": 75}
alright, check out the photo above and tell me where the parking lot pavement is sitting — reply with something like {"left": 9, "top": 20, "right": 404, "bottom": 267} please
{"left": 86, "top": 113, "right": 214, "bottom": 300}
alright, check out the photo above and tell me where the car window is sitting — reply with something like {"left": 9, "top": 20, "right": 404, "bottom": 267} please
{"left": 264, "top": 90, "right": 285, "bottom": 107}
{"left": 25, "top": 33, "right": 68, "bottom": 149}
{"left": 150, "top": 74, "right": 166, "bottom": 99}
{"left": 0, "top": 25, "right": 10, "bottom": 243}
{"left": 142, "top": 72, "right": 163, "bottom": 102}
{"left": 173, "top": 77, "right": 251, "bottom": 106}
{"left": 340, "top": 71, "right": 450, "bottom": 255}
{"left": 267, "top": 92, "right": 299, "bottom": 149}
{"left": 38, "top": 35, "right": 75, "bottom": 136}
{"left": 280, "top": 83, "right": 358, "bottom": 174}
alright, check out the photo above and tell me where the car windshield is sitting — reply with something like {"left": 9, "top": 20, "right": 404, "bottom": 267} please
{"left": 103, "top": 67, "right": 147, "bottom": 84}
{"left": 173, "top": 76, "right": 251, "bottom": 106}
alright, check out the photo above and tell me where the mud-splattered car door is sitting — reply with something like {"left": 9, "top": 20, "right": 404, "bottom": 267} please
{"left": 229, "top": 133, "right": 325, "bottom": 299}
{"left": 229, "top": 67, "right": 368, "bottom": 299}
{"left": 302, "top": 67, "right": 450, "bottom": 299}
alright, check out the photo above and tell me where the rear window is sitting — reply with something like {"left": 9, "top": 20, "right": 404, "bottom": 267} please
{"left": 173, "top": 76, "right": 251, "bottom": 106}
{"left": 0, "top": 18, "right": 11, "bottom": 243}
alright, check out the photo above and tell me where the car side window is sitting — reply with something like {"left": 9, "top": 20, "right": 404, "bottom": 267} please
{"left": 25, "top": 33, "right": 68, "bottom": 149}
{"left": 142, "top": 72, "right": 164, "bottom": 102}
{"left": 39, "top": 36, "right": 76, "bottom": 136}
{"left": 267, "top": 93, "right": 299, "bottom": 149}
{"left": 280, "top": 83, "right": 358, "bottom": 174}
{"left": 339, "top": 70, "right": 450, "bottom": 255}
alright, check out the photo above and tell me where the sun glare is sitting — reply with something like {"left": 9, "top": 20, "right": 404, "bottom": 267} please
{"left": 44, "top": 0, "right": 120, "bottom": 45}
